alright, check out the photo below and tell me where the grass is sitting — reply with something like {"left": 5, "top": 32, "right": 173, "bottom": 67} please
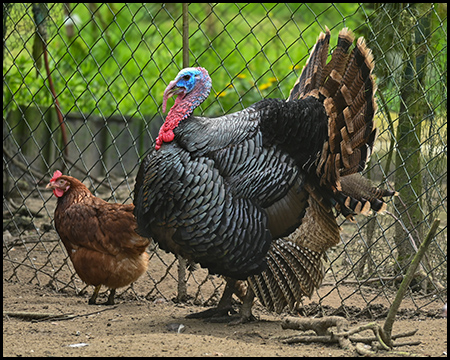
{"left": 4, "top": 3, "right": 366, "bottom": 119}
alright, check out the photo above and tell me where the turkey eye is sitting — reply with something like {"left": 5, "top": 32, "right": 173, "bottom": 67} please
{"left": 182, "top": 75, "right": 191, "bottom": 81}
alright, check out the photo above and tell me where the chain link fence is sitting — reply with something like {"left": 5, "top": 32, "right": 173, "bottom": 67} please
{"left": 3, "top": 3, "right": 447, "bottom": 318}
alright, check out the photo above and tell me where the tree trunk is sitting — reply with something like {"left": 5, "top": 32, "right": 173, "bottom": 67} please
{"left": 394, "top": 4, "right": 431, "bottom": 269}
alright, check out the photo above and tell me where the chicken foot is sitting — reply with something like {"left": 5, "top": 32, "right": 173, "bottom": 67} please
{"left": 88, "top": 285, "right": 116, "bottom": 305}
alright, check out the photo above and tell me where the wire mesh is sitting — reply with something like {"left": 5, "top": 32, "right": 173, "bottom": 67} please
{"left": 3, "top": 3, "right": 447, "bottom": 317}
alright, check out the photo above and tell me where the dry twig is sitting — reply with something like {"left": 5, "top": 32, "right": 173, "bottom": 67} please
{"left": 280, "top": 316, "right": 419, "bottom": 355}
{"left": 382, "top": 219, "right": 441, "bottom": 346}
{"left": 278, "top": 219, "right": 441, "bottom": 356}
{"left": 3, "top": 305, "right": 118, "bottom": 323}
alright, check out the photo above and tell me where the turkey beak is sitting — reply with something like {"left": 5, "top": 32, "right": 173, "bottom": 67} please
{"left": 162, "top": 80, "right": 184, "bottom": 113}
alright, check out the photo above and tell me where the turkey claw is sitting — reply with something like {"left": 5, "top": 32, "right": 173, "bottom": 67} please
{"left": 186, "top": 306, "right": 236, "bottom": 320}
{"left": 227, "top": 313, "right": 257, "bottom": 326}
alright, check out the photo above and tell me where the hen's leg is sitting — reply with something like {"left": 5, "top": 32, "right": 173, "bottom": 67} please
{"left": 88, "top": 285, "right": 101, "bottom": 305}
{"left": 104, "top": 288, "right": 116, "bottom": 305}
{"left": 88, "top": 286, "right": 116, "bottom": 305}
{"left": 186, "top": 277, "right": 237, "bottom": 320}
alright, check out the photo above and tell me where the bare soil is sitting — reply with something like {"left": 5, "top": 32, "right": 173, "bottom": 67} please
{"left": 3, "top": 275, "right": 447, "bottom": 357}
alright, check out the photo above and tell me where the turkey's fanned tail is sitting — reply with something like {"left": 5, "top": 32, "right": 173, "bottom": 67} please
{"left": 289, "top": 27, "right": 393, "bottom": 218}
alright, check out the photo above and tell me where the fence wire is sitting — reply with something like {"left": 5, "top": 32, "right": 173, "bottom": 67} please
{"left": 3, "top": 3, "right": 447, "bottom": 318}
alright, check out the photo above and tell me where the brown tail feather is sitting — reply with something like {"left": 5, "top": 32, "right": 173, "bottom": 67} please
{"left": 338, "top": 173, "right": 397, "bottom": 219}
{"left": 289, "top": 28, "right": 378, "bottom": 194}
{"left": 288, "top": 27, "right": 331, "bottom": 101}
{"left": 248, "top": 239, "right": 324, "bottom": 313}
{"left": 248, "top": 190, "right": 340, "bottom": 313}
{"left": 318, "top": 34, "right": 377, "bottom": 191}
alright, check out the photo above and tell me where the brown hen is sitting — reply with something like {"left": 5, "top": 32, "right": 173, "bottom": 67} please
{"left": 47, "top": 170, "right": 150, "bottom": 305}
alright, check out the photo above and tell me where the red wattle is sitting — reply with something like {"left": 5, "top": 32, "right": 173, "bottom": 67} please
{"left": 155, "top": 112, "right": 179, "bottom": 150}
{"left": 53, "top": 188, "right": 65, "bottom": 198}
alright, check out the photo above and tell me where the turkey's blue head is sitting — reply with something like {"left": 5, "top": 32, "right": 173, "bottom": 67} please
{"left": 156, "top": 67, "right": 212, "bottom": 150}
{"left": 162, "top": 67, "right": 212, "bottom": 113}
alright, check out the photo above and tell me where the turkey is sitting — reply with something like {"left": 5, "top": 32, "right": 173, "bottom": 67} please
{"left": 133, "top": 27, "right": 396, "bottom": 322}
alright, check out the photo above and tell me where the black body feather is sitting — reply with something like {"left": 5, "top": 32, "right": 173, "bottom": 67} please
{"left": 134, "top": 98, "right": 326, "bottom": 279}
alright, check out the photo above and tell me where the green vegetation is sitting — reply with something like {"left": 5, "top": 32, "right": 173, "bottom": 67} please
{"left": 4, "top": 3, "right": 366, "bottom": 119}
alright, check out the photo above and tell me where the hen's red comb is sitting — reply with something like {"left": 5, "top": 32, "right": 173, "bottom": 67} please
{"left": 50, "top": 170, "right": 63, "bottom": 182}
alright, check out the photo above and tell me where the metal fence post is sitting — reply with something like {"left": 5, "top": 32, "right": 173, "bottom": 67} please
{"left": 176, "top": 2, "right": 190, "bottom": 302}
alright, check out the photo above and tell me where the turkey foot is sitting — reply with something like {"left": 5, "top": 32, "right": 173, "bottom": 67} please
{"left": 186, "top": 277, "right": 237, "bottom": 321}
{"left": 186, "top": 306, "right": 237, "bottom": 321}
{"left": 227, "top": 286, "right": 257, "bottom": 325}
{"left": 186, "top": 279, "right": 257, "bottom": 325}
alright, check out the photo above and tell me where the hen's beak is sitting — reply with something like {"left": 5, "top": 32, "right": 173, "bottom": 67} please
{"left": 162, "top": 80, "right": 185, "bottom": 113}
{"left": 46, "top": 182, "right": 54, "bottom": 189}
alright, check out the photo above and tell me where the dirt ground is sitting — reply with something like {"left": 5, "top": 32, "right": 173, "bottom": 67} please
{"left": 3, "top": 277, "right": 447, "bottom": 357}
